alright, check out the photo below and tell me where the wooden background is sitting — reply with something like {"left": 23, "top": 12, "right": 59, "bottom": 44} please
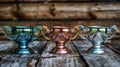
{"left": 0, "top": 0, "right": 120, "bottom": 40}
{"left": 0, "top": 1, "right": 120, "bottom": 67}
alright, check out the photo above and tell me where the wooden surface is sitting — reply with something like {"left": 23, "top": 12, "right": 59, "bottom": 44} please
{"left": 0, "top": 40, "right": 120, "bottom": 67}
{"left": 0, "top": 0, "right": 119, "bottom": 2}
{"left": 0, "top": 41, "right": 47, "bottom": 67}
{"left": 0, "top": 41, "right": 86, "bottom": 67}
{"left": 0, "top": 41, "right": 47, "bottom": 54}
{"left": 0, "top": 2, "right": 120, "bottom": 20}
{"left": 104, "top": 39, "right": 120, "bottom": 55}
{"left": 0, "top": 2, "right": 120, "bottom": 39}
{"left": 73, "top": 40, "right": 120, "bottom": 67}
{"left": 39, "top": 41, "right": 85, "bottom": 67}
{"left": 0, "top": 1, "right": 119, "bottom": 67}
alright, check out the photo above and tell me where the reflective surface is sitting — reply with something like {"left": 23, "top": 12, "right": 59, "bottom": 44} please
{"left": 3, "top": 26, "right": 42, "bottom": 55}
{"left": 42, "top": 26, "right": 78, "bottom": 54}
{"left": 76, "top": 25, "right": 117, "bottom": 54}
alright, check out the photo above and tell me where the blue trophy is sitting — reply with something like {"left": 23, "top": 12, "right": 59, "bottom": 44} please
{"left": 3, "top": 26, "right": 42, "bottom": 55}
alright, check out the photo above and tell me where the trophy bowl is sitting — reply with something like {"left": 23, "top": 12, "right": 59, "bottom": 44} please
{"left": 3, "top": 25, "right": 42, "bottom": 55}
{"left": 42, "top": 26, "right": 78, "bottom": 54}
{"left": 75, "top": 25, "right": 117, "bottom": 54}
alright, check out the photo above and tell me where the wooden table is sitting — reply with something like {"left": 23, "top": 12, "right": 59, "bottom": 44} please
{"left": 39, "top": 41, "right": 86, "bottom": 67}
{"left": 0, "top": 41, "right": 47, "bottom": 67}
{"left": 73, "top": 40, "right": 120, "bottom": 67}
{"left": 105, "top": 39, "right": 120, "bottom": 55}
{"left": 0, "top": 40, "right": 120, "bottom": 67}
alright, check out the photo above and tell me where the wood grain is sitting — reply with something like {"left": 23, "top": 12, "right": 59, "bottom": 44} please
{"left": 73, "top": 40, "right": 120, "bottom": 67}
{"left": 104, "top": 39, "right": 120, "bottom": 55}
{"left": 0, "top": 3, "right": 120, "bottom": 20}
{"left": 39, "top": 41, "right": 86, "bottom": 67}
{"left": 0, "top": 41, "right": 47, "bottom": 67}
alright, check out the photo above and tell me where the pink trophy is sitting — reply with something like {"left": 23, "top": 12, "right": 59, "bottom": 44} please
{"left": 42, "top": 26, "right": 78, "bottom": 54}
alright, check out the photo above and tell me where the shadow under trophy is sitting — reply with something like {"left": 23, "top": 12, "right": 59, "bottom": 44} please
{"left": 3, "top": 26, "right": 42, "bottom": 55}
{"left": 75, "top": 25, "right": 117, "bottom": 54}
{"left": 42, "top": 26, "right": 78, "bottom": 55}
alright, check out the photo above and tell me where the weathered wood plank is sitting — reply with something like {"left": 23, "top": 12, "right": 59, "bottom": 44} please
{"left": 0, "top": 21, "right": 119, "bottom": 28}
{"left": 39, "top": 41, "right": 86, "bottom": 67}
{"left": 0, "top": 3, "right": 120, "bottom": 20}
{"left": 0, "top": 41, "right": 47, "bottom": 67}
{"left": 0, "top": 54, "right": 40, "bottom": 67}
{"left": 0, "top": 4, "right": 16, "bottom": 20}
{"left": 54, "top": 3, "right": 120, "bottom": 12}
{"left": 0, "top": 0, "right": 15, "bottom": 2}
{"left": 73, "top": 40, "right": 120, "bottom": 67}
{"left": 0, "top": 0, "right": 119, "bottom": 2}
{"left": 104, "top": 39, "right": 120, "bottom": 55}
{"left": 0, "top": 41, "right": 47, "bottom": 54}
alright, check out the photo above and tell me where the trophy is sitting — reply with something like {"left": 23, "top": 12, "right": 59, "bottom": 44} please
{"left": 75, "top": 25, "right": 117, "bottom": 54}
{"left": 42, "top": 26, "right": 78, "bottom": 54}
{"left": 3, "top": 25, "right": 42, "bottom": 55}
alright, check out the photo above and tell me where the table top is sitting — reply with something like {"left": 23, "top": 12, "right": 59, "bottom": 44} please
{"left": 0, "top": 40, "right": 119, "bottom": 67}
{"left": 73, "top": 40, "right": 120, "bottom": 67}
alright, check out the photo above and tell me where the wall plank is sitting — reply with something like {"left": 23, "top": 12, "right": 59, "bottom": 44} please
{"left": 0, "top": 3, "right": 120, "bottom": 20}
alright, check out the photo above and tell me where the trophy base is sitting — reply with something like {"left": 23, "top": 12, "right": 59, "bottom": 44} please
{"left": 14, "top": 48, "right": 34, "bottom": 55}
{"left": 88, "top": 47, "right": 104, "bottom": 54}
{"left": 50, "top": 47, "right": 71, "bottom": 55}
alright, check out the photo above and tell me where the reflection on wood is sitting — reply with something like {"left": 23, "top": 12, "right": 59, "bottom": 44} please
{"left": 0, "top": 41, "right": 47, "bottom": 67}
{"left": 39, "top": 41, "right": 86, "bottom": 67}
{"left": 0, "top": 41, "right": 47, "bottom": 54}
{"left": 0, "top": 40, "right": 120, "bottom": 67}
{"left": 104, "top": 39, "right": 120, "bottom": 55}
{"left": 0, "top": 54, "right": 41, "bottom": 67}
{"left": 73, "top": 40, "right": 120, "bottom": 67}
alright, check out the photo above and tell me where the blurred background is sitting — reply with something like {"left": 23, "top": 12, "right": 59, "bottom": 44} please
{"left": 0, "top": 0, "right": 120, "bottom": 40}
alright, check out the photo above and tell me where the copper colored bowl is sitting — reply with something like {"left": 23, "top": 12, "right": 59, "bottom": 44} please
{"left": 42, "top": 26, "right": 78, "bottom": 54}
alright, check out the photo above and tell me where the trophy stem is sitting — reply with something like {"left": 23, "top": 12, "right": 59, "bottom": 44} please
{"left": 51, "top": 41, "right": 70, "bottom": 54}
{"left": 90, "top": 42, "right": 104, "bottom": 54}
{"left": 14, "top": 40, "right": 34, "bottom": 54}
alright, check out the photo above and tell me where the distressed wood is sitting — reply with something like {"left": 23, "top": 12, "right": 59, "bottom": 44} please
{"left": 0, "top": 3, "right": 120, "bottom": 20}
{"left": 0, "top": 1, "right": 119, "bottom": 67}
{"left": 0, "top": 0, "right": 119, "bottom": 2}
{"left": 0, "top": 54, "right": 40, "bottom": 67}
{"left": 0, "top": 4, "right": 16, "bottom": 20}
{"left": 0, "top": 41, "right": 47, "bottom": 54}
{"left": 0, "top": 41, "right": 16, "bottom": 54}
{"left": 0, "top": 41, "right": 47, "bottom": 67}
{"left": 104, "top": 39, "right": 120, "bottom": 55}
{"left": 0, "top": 40, "right": 120, "bottom": 67}
{"left": 0, "top": 0, "right": 15, "bottom": 2}
{"left": 0, "top": 41, "right": 86, "bottom": 67}
{"left": 73, "top": 40, "right": 120, "bottom": 67}
{"left": 39, "top": 41, "right": 86, "bottom": 67}
{"left": 0, "top": 21, "right": 119, "bottom": 28}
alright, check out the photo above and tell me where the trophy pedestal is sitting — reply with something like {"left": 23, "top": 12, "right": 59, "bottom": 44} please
{"left": 50, "top": 46, "right": 70, "bottom": 54}
{"left": 14, "top": 48, "right": 34, "bottom": 54}
{"left": 50, "top": 41, "right": 71, "bottom": 54}
{"left": 88, "top": 45, "right": 104, "bottom": 54}
{"left": 90, "top": 48, "right": 104, "bottom": 54}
